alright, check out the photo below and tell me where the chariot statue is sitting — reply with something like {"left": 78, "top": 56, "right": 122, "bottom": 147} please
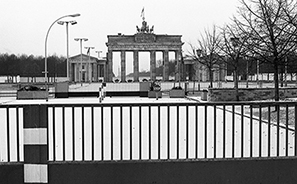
{"left": 136, "top": 8, "right": 154, "bottom": 34}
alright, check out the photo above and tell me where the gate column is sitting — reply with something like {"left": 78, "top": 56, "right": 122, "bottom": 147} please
{"left": 175, "top": 50, "right": 182, "bottom": 82}
{"left": 150, "top": 50, "right": 156, "bottom": 81}
{"left": 121, "top": 51, "right": 126, "bottom": 82}
{"left": 163, "top": 50, "right": 169, "bottom": 81}
{"left": 107, "top": 51, "right": 113, "bottom": 82}
{"left": 133, "top": 50, "right": 139, "bottom": 82}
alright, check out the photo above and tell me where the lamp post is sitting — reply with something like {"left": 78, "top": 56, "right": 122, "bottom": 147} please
{"left": 95, "top": 50, "right": 102, "bottom": 59}
{"left": 44, "top": 13, "right": 80, "bottom": 100}
{"left": 74, "top": 38, "right": 88, "bottom": 85}
{"left": 57, "top": 20, "right": 77, "bottom": 81}
{"left": 196, "top": 49, "right": 202, "bottom": 91}
{"left": 95, "top": 50, "right": 103, "bottom": 80}
{"left": 85, "top": 46, "right": 95, "bottom": 82}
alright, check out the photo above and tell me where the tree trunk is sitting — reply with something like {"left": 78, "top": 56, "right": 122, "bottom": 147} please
{"left": 209, "top": 67, "right": 213, "bottom": 88}
{"left": 280, "top": 70, "right": 283, "bottom": 87}
{"left": 193, "top": 79, "right": 196, "bottom": 94}
{"left": 274, "top": 62, "right": 280, "bottom": 101}
{"left": 234, "top": 70, "right": 239, "bottom": 101}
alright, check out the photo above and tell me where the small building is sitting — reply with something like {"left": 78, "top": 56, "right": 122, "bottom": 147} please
{"left": 69, "top": 54, "right": 107, "bottom": 82}
{"left": 183, "top": 57, "right": 227, "bottom": 82}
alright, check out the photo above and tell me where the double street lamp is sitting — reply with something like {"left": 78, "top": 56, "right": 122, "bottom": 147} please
{"left": 74, "top": 38, "right": 88, "bottom": 85}
{"left": 44, "top": 13, "right": 80, "bottom": 100}
{"left": 57, "top": 20, "right": 78, "bottom": 81}
{"left": 95, "top": 50, "right": 102, "bottom": 58}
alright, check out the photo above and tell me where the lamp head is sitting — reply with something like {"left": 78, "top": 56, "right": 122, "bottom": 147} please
{"left": 57, "top": 21, "right": 64, "bottom": 25}
{"left": 69, "top": 13, "right": 80, "bottom": 17}
{"left": 70, "top": 21, "right": 77, "bottom": 25}
{"left": 196, "top": 49, "right": 202, "bottom": 57}
{"left": 74, "top": 38, "right": 88, "bottom": 41}
{"left": 230, "top": 37, "right": 239, "bottom": 47}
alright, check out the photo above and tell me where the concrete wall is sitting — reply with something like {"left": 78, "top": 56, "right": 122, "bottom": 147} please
{"left": 3, "top": 156, "right": 297, "bottom": 184}
{"left": 49, "top": 157, "right": 297, "bottom": 184}
{"left": 208, "top": 87, "right": 297, "bottom": 101}
{"left": 0, "top": 163, "right": 23, "bottom": 184}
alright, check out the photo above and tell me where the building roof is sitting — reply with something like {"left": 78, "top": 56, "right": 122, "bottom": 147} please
{"left": 69, "top": 54, "right": 99, "bottom": 61}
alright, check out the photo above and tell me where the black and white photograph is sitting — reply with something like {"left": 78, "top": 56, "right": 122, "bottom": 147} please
{"left": 1, "top": 0, "right": 297, "bottom": 183}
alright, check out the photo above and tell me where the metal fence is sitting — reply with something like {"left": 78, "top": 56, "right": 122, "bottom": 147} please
{"left": 1, "top": 101, "right": 297, "bottom": 163}
{"left": 0, "top": 105, "right": 23, "bottom": 162}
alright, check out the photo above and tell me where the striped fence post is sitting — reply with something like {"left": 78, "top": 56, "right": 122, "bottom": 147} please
{"left": 23, "top": 105, "right": 48, "bottom": 183}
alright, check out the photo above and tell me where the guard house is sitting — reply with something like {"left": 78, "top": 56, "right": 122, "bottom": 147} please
{"left": 69, "top": 54, "right": 107, "bottom": 82}
{"left": 106, "top": 17, "right": 184, "bottom": 82}
{"left": 183, "top": 56, "right": 227, "bottom": 82}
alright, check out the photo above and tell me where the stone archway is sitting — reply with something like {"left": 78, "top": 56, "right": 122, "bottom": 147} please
{"left": 105, "top": 20, "right": 183, "bottom": 82}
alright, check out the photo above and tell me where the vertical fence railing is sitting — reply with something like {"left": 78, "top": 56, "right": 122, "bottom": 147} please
{"left": 44, "top": 102, "right": 297, "bottom": 162}
{"left": 1, "top": 101, "right": 297, "bottom": 163}
{"left": 0, "top": 105, "right": 23, "bottom": 163}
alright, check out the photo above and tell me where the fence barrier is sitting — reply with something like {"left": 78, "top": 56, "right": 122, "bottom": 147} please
{"left": 1, "top": 102, "right": 297, "bottom": 163}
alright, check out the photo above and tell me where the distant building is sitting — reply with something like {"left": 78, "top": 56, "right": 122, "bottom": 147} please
{"left": 183, "top": 57, "right": 227, "bottom": 82}
{"left": 69, "top": 54, "right": 107, "bottom": 82}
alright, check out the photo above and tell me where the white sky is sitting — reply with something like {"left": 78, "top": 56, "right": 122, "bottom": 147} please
{"left": 0, "top": 0, "right": 240, "bottom": 74}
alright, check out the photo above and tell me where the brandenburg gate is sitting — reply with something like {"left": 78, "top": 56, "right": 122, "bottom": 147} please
{"left": 106, "top": 19, "right": 183, "bottom": 82}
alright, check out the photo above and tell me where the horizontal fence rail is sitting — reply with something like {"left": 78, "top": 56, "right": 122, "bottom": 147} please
{"left": 1, "top": 102, "right": 297, "bottom": 163}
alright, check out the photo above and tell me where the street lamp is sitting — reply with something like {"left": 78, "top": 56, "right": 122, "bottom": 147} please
{"left": 44, "top": 13, "right": 80, "bottom": 100}
{"left": 230, "top": 37, "right": 239, "bottom": 48}
{"left": 57, "top": 20, "right": 77, "bottom": 81}
{"left": 74, "top": 38, "right": 88, "bottom": 85}
{"left": 95, "top": 50, "right": 102, "bottom": 58}
{"left": 196, "top": 49, "right": 202, "bottom": 91}
{"left": 85, "top": 46, "right": 95, "bottom": 82}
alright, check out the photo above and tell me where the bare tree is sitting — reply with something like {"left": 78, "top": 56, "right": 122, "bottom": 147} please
{"left": 233, "top": 0, "right": 297, "bottom": 101}
{"left": 187, "top": 26, "right": 222, "bottom": 89}
{"left": 218, "top": 24, "right": 250, "bottom": 101}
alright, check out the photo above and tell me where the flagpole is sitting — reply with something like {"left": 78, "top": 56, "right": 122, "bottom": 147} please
{"left": 141, "top": 7, "right": 145, "bottom": 21}
{"left": 74, "top": 38, "right": 88, "bottom": 86}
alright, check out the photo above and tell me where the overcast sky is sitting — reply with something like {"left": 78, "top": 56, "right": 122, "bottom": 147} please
{"left": 0, "top": 0, "right": 240, "bottom": 74}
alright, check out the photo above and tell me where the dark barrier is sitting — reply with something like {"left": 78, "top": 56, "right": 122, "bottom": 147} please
{"left": 0, "top": 163, "right": 23, "bottom": 184}
{"left": 106, "top": 91, "right": 147, "bottom": 97}
{"left": 57, "top": 91, "right": 149, "bottom": 97}
{"left": 49, "top": 157, "right": 297, "bottom": 184}
{"left": 68, "top": 92, "right": 99, "bottom": 97}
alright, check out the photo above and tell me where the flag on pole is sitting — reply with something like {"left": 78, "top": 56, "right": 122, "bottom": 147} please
{"left": 141, "top": 7, "right": 145, "bottom": 20}
{"left": 87, "top": 47, "right": 90, "bottom": 55}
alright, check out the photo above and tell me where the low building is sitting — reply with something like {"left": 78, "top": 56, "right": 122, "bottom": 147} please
{"left": 69, "top": 54, "right": 107, "bottom": 82}
{"left": 183, "top": 57, "right": 227, "bottom": 82}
